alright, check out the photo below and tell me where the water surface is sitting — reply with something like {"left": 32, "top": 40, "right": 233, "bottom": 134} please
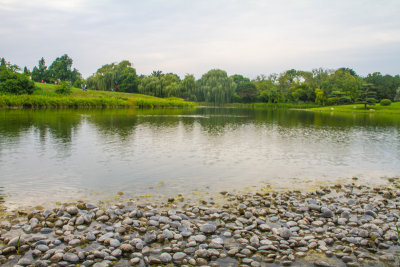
{"left": 1, "top": 108, "right": 399, "bottom": 209}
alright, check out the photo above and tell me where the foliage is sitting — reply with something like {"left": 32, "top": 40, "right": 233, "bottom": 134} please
{"left": 87, "top": 60, "right": 138, "bottom": 93}
{"left": 0, "top": 82, "right": 194, "bottom": 109}
{"left": 31, "top": 57, "right": 49, "bottom": 82}
{"left": 235, "top": 81, "right": 258, "bottom": 102}
{"left": 197, "top": 69, "right": 235, "bottom": 105}
{"left": 380, "top": 99, "right": 392, "bottom": 106}
{"left": 55, "top": 81, "right": 72, "bottom": 95}
{"left": 31, "top": 55, "right": 82, "bottom": 84}
{"left": 358, "top": 83, "right": 377, "bottom": 109}
{"left": 0, "top": 63, "right": 35, "bottom": 95}
{"left": 309, "top": 102, "right": 400, "bottom": 114}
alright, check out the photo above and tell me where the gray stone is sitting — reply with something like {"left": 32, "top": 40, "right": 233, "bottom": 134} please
{"left": 111, "top": 249, "right": 122, "bottom": 257}
{"left": 173, "top": 252, "right": 186, "bottom": 262}
{"left": 40, "top": 227, "right": 53, "bottom": 234}
{"left": 86, "top": 232, "right": 96, "bottom": 241}
{"left": 8, "top": 236, "right": 25, "bottom": 247}
{"left": 63, "top": 253, "right": 79, "bottom": 263}
{"left": 109, "top": 239, "right": 120, "bottom": 247}
{"left": 280, "top": 228, "right": 291, "bottom": 240}
{"left": 120, "top": 243, "right": 134, "bottom": 252}
{"left": 160, "top": 252, "right": 172, "bottom": 263}
{"left": 200, "top": 223, "right": 217, "bottom": 234}
{"left": 321, "top": 207, "right": 334, "bottom": 218}
{"left": 17, "top": 257, "right": 33, "bottom": 266}
{"left": 36, "top": 244, "right": 49, "bottom": 252}
{"left": 66, "top": 206, "right": 79, "bottom": 215}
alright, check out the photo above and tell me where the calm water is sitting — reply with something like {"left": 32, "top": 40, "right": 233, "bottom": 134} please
{"left": 0, "top": 108, "right": 399, "bottom": 208}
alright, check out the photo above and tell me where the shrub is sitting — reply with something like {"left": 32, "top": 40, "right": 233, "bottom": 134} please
{"left": 380, "top": 99, "right": 392, "bottom": 106}
{"left": 55, "top": 81, "right": 71, "bottom": 95}
{"left": 0, "top": 70, "right": 35, "bottom": 94}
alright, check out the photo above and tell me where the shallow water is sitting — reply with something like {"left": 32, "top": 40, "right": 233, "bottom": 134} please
{"left": 0, "top": 108, "right": 399, "bottom": 209}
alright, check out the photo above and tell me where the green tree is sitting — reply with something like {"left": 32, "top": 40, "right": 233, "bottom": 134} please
{"left": 182, "top": 74, "right": 197, "bottom": 101}
{"left": 23, "top": 66, "right": 31, "bottom": 76}
{"left": 358, "top": 83, "right": 377, "bottom": 109}
{"left": 47, "top": 54, "right": 81, "bottom": 83}
{"left": 197, "top": 69, "right": 235, "bottom": 105}
{"left": 88, "top": 60, "right": 138, "bottom": 92}
{"left": 236, "top": 81, "right": 258, "bottom": 102}
{"left": 31, "top": 57, "right": 49, "bottom": 82}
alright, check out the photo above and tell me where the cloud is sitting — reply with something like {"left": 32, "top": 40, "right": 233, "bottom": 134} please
{"left": 1, "top": 0, "right": 399, "bottom": 78}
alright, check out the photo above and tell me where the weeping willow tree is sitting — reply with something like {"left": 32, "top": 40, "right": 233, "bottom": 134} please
{"left": 87, "top": 61, "right": 138, "bottom": 92}
{"left": 197, "top": 69, "right": 236, "bottom": 105}
{"left": 138, "top": 72, "right": 181, "bottom": 97}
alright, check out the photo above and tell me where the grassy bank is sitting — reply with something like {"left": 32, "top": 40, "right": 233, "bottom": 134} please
{"left": 0, "top": 83, "right": 195, "bottom": 109}
{"left": 309, "top": 102, "right": 400, "bottom": 114}
{"left": 203, "top": 102, "right": 321, "bottom": 109}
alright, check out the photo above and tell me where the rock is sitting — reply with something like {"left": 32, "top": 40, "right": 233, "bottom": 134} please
{"left": 173, "top": 252, "right": 186, "bottom": 262}
{"left": 200, "top": 223, "right": 217, "bottom": 234}
{"left": 86, "top": 203, "right": 97, "bottom": 209}
{"left": 36, "top": 244, "right": 49, "bottom": 252}
{"left": 364, "top": 210, "right": 377, "bottom": 218}
{"left": 111, "top": 249, "right": 122, "bottom": 257}
{"left": 321, "top": 207, "right": 334, "bottom": 218}
{"left": 63, "top": 253, "right": 79, "bottom": 263}
{"left": 50, "top": 253, "right": 64, "bottom": 262}
{"left": 109, "top": 239, "right": 120, "bottom": 247}
{"left": 280, "top": 228, "right": 291, "bottom": 240}
{"left": 17, "top": 257, "right": 33, "bottom": 266}
{"left": 98, "top": 232, "right": 114, "bottom": 242}
{"left": 120, "top": 244, "right": 134, "bottom": 253}
{"left": 8, "top": 236, "right": 25, "bottom": 247}
{"left": 40, "top": 227, "right": 53, "bottom": 234}
{"left": 75, "top": 216, "right": 85, "bottom": 225}
{"left": 160, "top": 252, "right": 172, "bottom": 263}
{"left": 144, "top": 233, "right": 157, "bottom": 244}
{"left": 259, "top": 224, "right": 271, "bottom": 231}
{"left": 197, "top": 249, "right": 210, "bottom": 258}
{"left": 315, "top": 260, "right": 333, "bottom": 267}
{"left": 66, "top": 206, "right": 79, "bottom": 215}
{"left": 87, "top": 232, "right": 96, "bottom": 241}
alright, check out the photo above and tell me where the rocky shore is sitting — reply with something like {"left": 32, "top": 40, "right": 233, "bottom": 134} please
{"left": 1, "top": 179, "right": 400, "bottom": 267}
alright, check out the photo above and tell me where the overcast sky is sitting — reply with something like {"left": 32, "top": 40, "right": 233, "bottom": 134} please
{"left": 1, "top": 0, "right": 399, "bottom": 78}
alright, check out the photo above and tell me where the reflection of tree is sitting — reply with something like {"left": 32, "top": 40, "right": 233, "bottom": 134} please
{"left": 0, "top": 110, "right": 82, "bottom": 154}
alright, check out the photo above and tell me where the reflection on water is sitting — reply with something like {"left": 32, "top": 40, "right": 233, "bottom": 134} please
{"left": 0, "top": 108, "right": 399, "bottom": 208}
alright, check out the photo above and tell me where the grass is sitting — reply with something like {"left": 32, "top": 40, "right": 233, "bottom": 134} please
{"left": 223, "top": 102, "right": 321, "bottom": 109}
{"left": 0, "top": 83, "right": 195, "bottom": 109}
{"left": 309, "top": 102, "right": 400, "bottom": 114}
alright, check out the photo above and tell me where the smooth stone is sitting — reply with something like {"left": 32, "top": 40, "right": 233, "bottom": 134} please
{"left": 86, "top": 232, "right": 96, "bottom": 241}
{"left": 109, "top": 239, "right": 121, "bottom": 247}
{"left": 63, "top": 253, "right": 79, "bottom": 263}
{"left": 200, "top": 223, "right": 217, "bottom": 234}
{"left": 66, "top": 206, "right": 79, "bottom": 215}
{"left": 173, "top": 252, "right": 186, "bottom": 262}
{"left": 160, "top": 252, "right": 172, "bottom": 263}
{"left": 8, "top": 236, "right": 26, "bottom": 247}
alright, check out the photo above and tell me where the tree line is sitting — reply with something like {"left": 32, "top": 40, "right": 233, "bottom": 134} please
{"left": 1, "top": 54, "right": 400, "bottom": 106}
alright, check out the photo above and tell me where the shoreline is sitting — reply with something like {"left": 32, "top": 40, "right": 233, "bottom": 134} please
{"left": 0, "top": 179, "right": 399, "bottom": 266}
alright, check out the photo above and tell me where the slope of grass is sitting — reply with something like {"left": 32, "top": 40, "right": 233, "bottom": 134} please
{"left": 309, "top": 102, "right": 400, "bottom": 114}
{"left": 0, "top": 83, "right": 195, "bottom": 109}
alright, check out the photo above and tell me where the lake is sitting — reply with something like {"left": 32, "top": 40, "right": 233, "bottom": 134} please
{"left": 1, "top": 108, "right": 399, "bottom": 209}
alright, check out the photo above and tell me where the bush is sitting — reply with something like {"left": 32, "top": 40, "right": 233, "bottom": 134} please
{"left": 55, "top": 81, "right": 71, "bottom": 95}
{"left": 0, "top": 70, "right": 35, "bottom": 94}
{"left": 380, "top": 99, "right": 392, "bottom": 106}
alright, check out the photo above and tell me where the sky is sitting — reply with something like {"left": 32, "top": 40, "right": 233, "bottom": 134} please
{"left": 1, "top": 0, "right": 399, "bottom": 79}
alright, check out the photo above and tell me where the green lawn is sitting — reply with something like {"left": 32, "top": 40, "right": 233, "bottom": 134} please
{"left": 309, "top": 102, "right": 400, "bottom": 114}
{"left": 0, "top": 83, "right": 194, "bottom": 108}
